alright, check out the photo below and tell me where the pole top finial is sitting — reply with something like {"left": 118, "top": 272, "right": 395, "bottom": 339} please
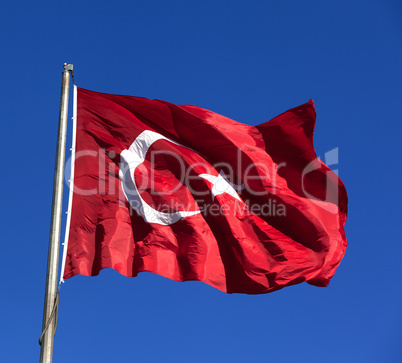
{"left": 63, "top": 63, "right": 73, "bottom": 71}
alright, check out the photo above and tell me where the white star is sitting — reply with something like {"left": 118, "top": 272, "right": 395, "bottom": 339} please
{"left": 198, "top": 170, "right": 243, "bottom": 202}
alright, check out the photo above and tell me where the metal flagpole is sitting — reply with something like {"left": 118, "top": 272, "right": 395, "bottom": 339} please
{"left": 40, "top": 64, "right": 72, "bottom": 363}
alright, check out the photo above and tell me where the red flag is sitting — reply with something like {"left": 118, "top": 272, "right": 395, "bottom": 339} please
{"left": 61, "top": 87, "right": 348, "bottom": 294}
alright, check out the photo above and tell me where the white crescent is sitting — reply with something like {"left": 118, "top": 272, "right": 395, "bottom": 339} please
{"left": 119, "top": 130, "right": 201, "bottom": 225}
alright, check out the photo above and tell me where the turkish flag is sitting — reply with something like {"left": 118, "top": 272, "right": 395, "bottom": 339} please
{"left": 61, "top": 87, "right": 348, "bottom": 294}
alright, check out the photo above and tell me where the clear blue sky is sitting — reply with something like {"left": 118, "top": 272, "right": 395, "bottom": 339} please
{"left": 1, "top": 1, "right": 401, "bottom": 362}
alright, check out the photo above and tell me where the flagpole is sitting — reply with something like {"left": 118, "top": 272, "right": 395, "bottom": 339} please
{"left": 40, "top": 64, "right": 72, "bottom": 363}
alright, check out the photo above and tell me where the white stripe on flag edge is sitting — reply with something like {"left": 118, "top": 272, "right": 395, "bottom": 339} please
{"left": 60, "top": 85, "right": 77, "bottom": 284}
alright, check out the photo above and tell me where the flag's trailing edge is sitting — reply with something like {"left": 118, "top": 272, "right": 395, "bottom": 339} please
{"left": 60, "top": 85, "right": 77, "bottom": 284}
{"left": 61, "top": 87, "right": 348, "bottom": 294}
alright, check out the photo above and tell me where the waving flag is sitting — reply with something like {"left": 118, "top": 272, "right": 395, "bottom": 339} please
{"left": 61, "top": 87, "right": 348, "bottom": 294}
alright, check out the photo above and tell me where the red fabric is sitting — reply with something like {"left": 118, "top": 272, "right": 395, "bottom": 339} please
{"left": 63, "top": 87, "right": 348, "bottom": 294}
